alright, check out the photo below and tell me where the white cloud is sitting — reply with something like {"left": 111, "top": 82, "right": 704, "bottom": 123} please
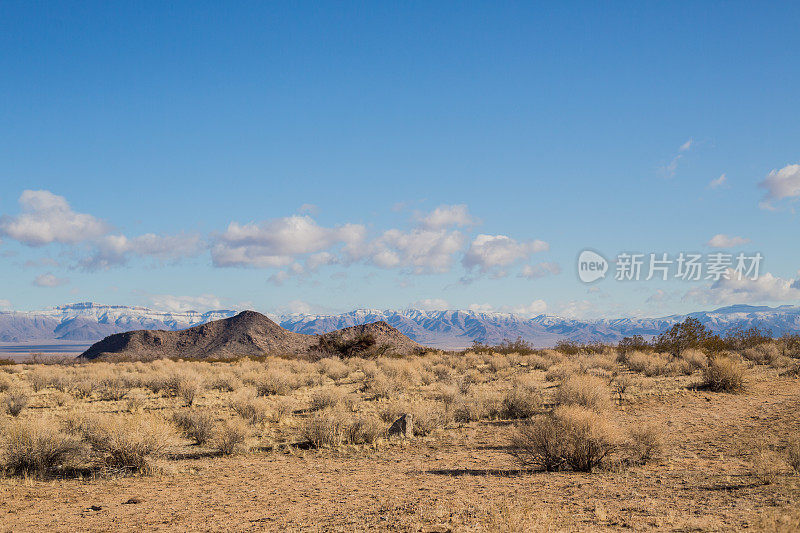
{"left": 211, "top": 216, "right": 366, "bottom": 268}
{"left": 684, "top": 270, "right": 800, "bottom": 305}
{"left": 509, "top": 300, "right": 547, "bottom": 317}
{"left": 298, "top": 203, "right": 318, "bottom": 215}
{"left": 466, "top": 300, "right": 547, "bottom": 317}
{"left": 416, "top": 204, "right": 478, "bottom": 230}
{"left": 759, "top": 163, "right": 800, "bottom": 209}
{"left": 554, "top": 299, "right": 596, "bottom": 319}
{"left": 33, "top": 273, "right": 69, "bottom": 287}
{"left": 409, "top": 298, "right": 450, "bottom": 311}
{"left": 82, "top": 233, "right": 203, "bottom": 270}
{"left": 462, "top": 234, "right": 548, "bottom": 272}
{"left": 369, "top": 228, "right": 465, "bottom": 274}
{"left": 705, "top": 234, "right": 750, "bottom": 248}
{"left": 0, "top": 299, "right": 12, "bottom": 310}
{"left": 708, "top": 173, "right": 727, "bottom": 189}
{"left": 518, "top": 261, "right": 561, "bottom": 279}
{"left": 468, "top": 303, "right": 495, "bottom": 313}
{"left": 679, "top": 139, "right": 693, "bottom": 151}
{"left": 0, "top": 190, "right": 109, "bottom": 246}
{"left": 148, "top": 293, "right": 224, "bottom": 312}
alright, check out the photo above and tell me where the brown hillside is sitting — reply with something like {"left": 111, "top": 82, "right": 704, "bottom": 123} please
{"left": 79, "top": 311, "right": 421, "bottom": 360}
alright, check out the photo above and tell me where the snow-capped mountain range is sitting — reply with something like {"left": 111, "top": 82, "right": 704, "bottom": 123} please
{"left": 2, "top": 302, "right": 800, "bottom": 348}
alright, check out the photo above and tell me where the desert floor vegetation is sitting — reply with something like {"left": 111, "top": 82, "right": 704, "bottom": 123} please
{"left": 1, "top": 335, "right": 799, "bottom": 531}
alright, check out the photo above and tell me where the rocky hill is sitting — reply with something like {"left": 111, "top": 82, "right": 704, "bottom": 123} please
{"left": 80, "top": 311, "right": 421, "bottom": 360}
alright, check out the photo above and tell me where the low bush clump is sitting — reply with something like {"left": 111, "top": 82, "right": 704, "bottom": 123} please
{"left": 627, "top": 424, "right": 663, "bottom": 464}
{"left": 3, "top": 389, "right": 29, "bottom": 417}
{"left": 255, "top": 370, "right": 300, "bottom": 396}
{"left": 511, "top": 405, "right": 621, "bottom": 472}
{"left": 702, "top": 356, "right": 745, "bottom": 392}
{"left": 0, "top": 419, "right": 85, "bottom": 477}
{"left": 553, "top": 374, "right": 612, "bottom": 412}
{"left": 502, "top": 377, "right": 542, "bottom": 419}
{"left": 214, "top": 419, "right": 250, "bottom": 455}
{"left": 70, "top": 415, "right": 174, "bottom": 474}
{"left": 171, "top": 410, "right": 215, "bottom": 445}
{"left": 786, "top": 437, "right": 800, "bottom": 475}
{"left": 231, "top": 395, "right": 270, "bottom": 426}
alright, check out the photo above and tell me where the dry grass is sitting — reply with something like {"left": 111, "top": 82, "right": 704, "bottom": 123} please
{"left": 2, "top": 389, "right": 29, "bottom": 417}
{"left": 511, "top": 405, "right": 621, "bottom": 472}
{"left": 0, "top": 418, "right": 84, "bottom": 477}
{"left": 171, "top": 410, "right": 215, "bottom": 446}
{"left": 553, "top": 373, "right": 612, "bottom": 412}
{"left": 703, "top": 355, "right": 746, "bottom": 392}
{"left": 214, "top": 419, "right": 250, "bottom": 455}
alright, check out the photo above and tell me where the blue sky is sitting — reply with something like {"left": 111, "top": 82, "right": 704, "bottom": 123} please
{"left": 1, "top": 1, "right": 799, "bottom": 317}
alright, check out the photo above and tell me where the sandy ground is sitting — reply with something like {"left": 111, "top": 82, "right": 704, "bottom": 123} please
{"left": 1, "top": 368, "right": 799, "bottom": 532}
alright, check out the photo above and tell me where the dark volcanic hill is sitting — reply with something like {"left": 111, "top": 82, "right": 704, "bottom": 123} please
{"left": 80, "top": 310, "right": 421, "bottom": 360}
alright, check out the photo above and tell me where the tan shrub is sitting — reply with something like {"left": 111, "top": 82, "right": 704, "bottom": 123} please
{"left": 207, "top": 373, "right": 242, "bottom": 392}
{"left": 98, "top": 377, "right": 129, "bottom": 401}
{"left": 214, "top": 419, "right": 250, "bottom": 455}
{"left": 0, "top": 373, "right": 13, "bottom": 393}
{"left": 431, "top": 364, "right": 452, "bottom": 382}
{"left": 488, "top": 355, "right": 511, "bottom": 372}
{"left": 511, "top": 405, "right": 621, "bottom": 472}
{"left": 363, "top": 371, "right": 401, "bottom": 399}
{"left": 625, "top": 351, "right": 673, "bottom": 376}
{"left": 502, "top": 376, "right": 542, "bottom": 419}
{"left": 408, "top": 401, "right": 449, "bottom": 436}
{"left": 544, "top": 362, "right": 576, "bottom": 382}
{"left": 554, "top": 374, "right": 612, "bottom": 412}
{"left": 786, "top": 437, "right": 800, "bottom": 474}
{"left": 176, "top": 377, "right": 201, "bottom": 406}
{"left": 318, "top": 358, "right": 350, "bottom": 381}
{"left": 3, "top": 389, "right": 29, "bottom": 417}
{"left": 70, "top": 379, "right": 96, "bottom": 399}
{"left": 346, "top": 414, "right": 385, "bottom": 444}
{"left": 302, "top": 407, "right": 351, "bottom": 448}
{"left": 679, "top": 349, "right": 708, "bottom": 370}
{"left": 743, "top": 344, "right": 780, "bottom": 365}
{"left": 627, "top": 424, "right": 663, "bottom": 464}
{"left": 751, "top": 444, "right": 783, "bottom": 485}
{"left": 702, "top": 356, "right": 745, "bottom": 392}
{"left": 171, "top": 410, "right": 215, "bottom": 446}
{"left": 255, "top": 369, "right": 300, "bottom": 396}
{"left": 309, "top": 389, "right": 346, "bottom": 411}
{"left": 231, "top": 395, "right": 270, "bottom": 426}
{"left": 1, "top": 418, "right": 85, "bottom": 477}
{"left": 76, "top": 415, "right": 174, "bottom": 474}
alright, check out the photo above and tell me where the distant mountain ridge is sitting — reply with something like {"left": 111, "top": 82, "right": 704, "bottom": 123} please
{"left": 2, "top": 302, "right": 800, "bottom": 349}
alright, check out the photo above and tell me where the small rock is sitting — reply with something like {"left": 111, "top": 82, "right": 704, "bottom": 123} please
{"left": 122, "top": 498, "right": 141, "bottom": 505}
{"left": 388, "top": 413, "right": 413, "bottom": 438}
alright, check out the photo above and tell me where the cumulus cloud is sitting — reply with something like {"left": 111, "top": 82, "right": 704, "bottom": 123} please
{"left": 518, "top": 261, "right": 561, "bottom": 279}
{"left": 369, "top": 228, "right": 465, "bottom": 273}
{"left": 211, "top": 216, "right": 366, "bottom": 268}
{"left": 81, "top": 233, "right": 203, "bottom": 270}
{"left": 148, "top": 293, "right": 224, "bottom": 312}
{"left": 409, "top": 298, "right": 450, "bottom": 311}
{"left": 759, "top": 163, "right": 800, "bottom": 209}
{"left": 708, "top": 173, "right": 727, "bottom": 189}
{"left": 705, "top": 234, "right": 750, "bottom": 248}
{"left": 33, "top": 273, "right": 69, "bottom": 287}
{"left": 462, "top": 234, "right": 548, "bottom": 272}
{"left": 0, "top": 190, "right": 109, "bottom": 246}
{"left": 684, "top": 270, "right": 800, "bottom": 305}
{"left": 416, "top": 204, "right": 478, "bottom": 230}
{"left": 466, "top": 300, "right": 547, "bottom": 317}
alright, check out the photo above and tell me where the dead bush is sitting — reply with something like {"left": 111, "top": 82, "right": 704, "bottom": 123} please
{"left": 3, "top": 389, "right": 29, "bottom": 417}
{"left": 511, "top": 405, "right": 621, "bottom": 472}
{"left": 363, "top": 371, "right": 401, "bottom": 399}
{"left": 214, "top": 420, "right": 250, "bottom": 455}
{"left": 255, "top": 369, "right": 300, "bottom": 396}
{"left": 627, "top": 424, "right": 663, "bottom": 464}
{"left": 302, "top": 408, "right": 351, "bottom": 448}
{"left": 0, "top": 373, "right": 12, "bottom": 393}
{"left": 176, "top": 377, "right": 201, "bottom": 406}
{"left": 502, "top": 376, "right": 542, "bottom": 419}
{"left": 318, "top": 358, "right": 350, "bottom": 381}
{"left": 74, "top": 415, "right": 174, "bottom": 474}
{"left": 207, "top": 373, "right": 242, "bottom": 392}
{"left": 1, "top": 418, "right": 85, "bottom": 477}
{"left": 702, "top": 356, "right": 745, "bottom": 392}
{"left": 751, "top": 444, "right": 783, "bottom": 485}
{"left": 347, "top": 414, "right": 385, "bottom": 444}
{"left": 554, "top": 374, "right": 612, "bottom": 412}
{"left": 679, "top": 349, "right": 708, "bottom": 370}
{"left": 544, "top": 362, "right": 576, "bottom": 382}
{"left": 171, "top": 410, "right": 215, "bottom": 446}
{"left": 310, "top": 389, "right": 346, "bottom": 411}
{"left": 786, "top": 437, "right": 800, "bottom": 475}
{"left": 231, "top": 395, "right": 270, "bottom": 426}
